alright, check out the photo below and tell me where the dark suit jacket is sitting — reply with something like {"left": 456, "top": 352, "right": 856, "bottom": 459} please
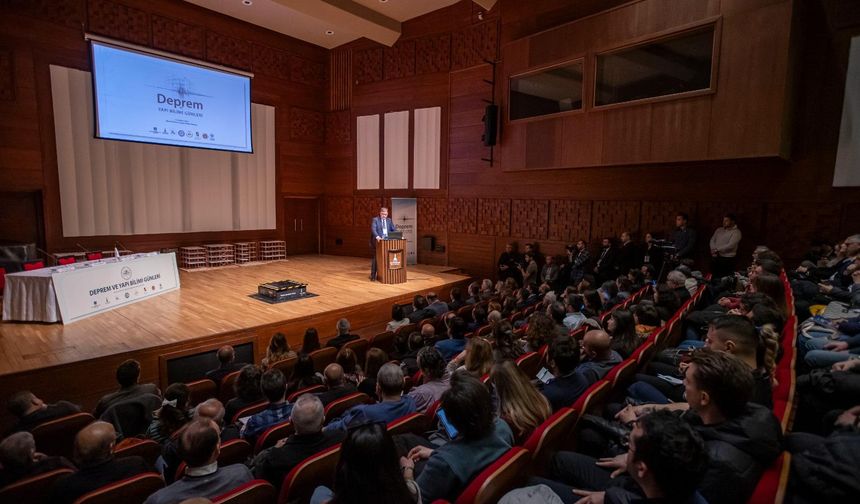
{"left": 370, "top": 216, "right": 397, "bottom": 246}
{"left": 326, "top": 333, "right": 360, "bottom": 350}
{"left": 315, "top": 384, "right": 357, "bottom": 406}
{"left": 12, "top": 401, "right": 81, "bottom": 433}
{"left": 251, "top": 430, "right": 345, "bottom": 488}
{"left": 205, "top": 363, "right": 245, "bottom": 384}
{"left": 94, "top": 383, "right": 160, "bottom": 418}
{"left": 50, "top": 456, "right": 151, "bottom": 504}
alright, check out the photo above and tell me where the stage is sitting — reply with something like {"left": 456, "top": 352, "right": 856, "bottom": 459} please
{"left": 0, "top": 255, "right": 469, "bottom": 419}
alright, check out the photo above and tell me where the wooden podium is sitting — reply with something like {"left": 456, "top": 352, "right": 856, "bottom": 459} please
{"left": 375, "top": 238, "right": 407, "bottom": 284}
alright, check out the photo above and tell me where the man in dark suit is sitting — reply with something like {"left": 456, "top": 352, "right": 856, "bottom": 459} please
{"left": 205, "top": 346, "right": 245, "bottom": 385}
{"left": 49, "top": 421, "right": 151, "bottom": 504}
{"left": 325, "top": 318, "right": 360, "bottom": 349}
{"left": 250, "top": 394, "right": 345, "bottom": 489}
{"left": 315, "top": 364, "right": 357, "bottom": 406}
{"left": 7, "top": 391, "right": 81, "bottom": 433}
{"left": 369, "top": 206, "right": 398, "bottom": 281}
{"left": 94, "top": 359, "right": 160, "bottom": 418}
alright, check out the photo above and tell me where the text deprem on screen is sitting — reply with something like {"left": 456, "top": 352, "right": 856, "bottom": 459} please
{"left": 157, "top": 93, "right": 204, "bottom": 110}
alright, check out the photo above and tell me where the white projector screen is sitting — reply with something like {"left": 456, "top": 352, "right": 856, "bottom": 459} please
{"left": 51, "top": 65, "right": 275, "bottom": 237}
{"left": 91, "top": 40, "right": 252, "bottom": 153}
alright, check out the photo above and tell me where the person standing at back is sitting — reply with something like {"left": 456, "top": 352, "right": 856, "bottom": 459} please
{"left": 709, "top": 214, "right": 742, "bottom": 279}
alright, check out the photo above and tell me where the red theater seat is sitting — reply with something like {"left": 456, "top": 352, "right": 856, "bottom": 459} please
{"left": 213, "top": 480, "right": 276, "bottom": 504}
{"left": 72, "top": 472, "right": 164, "bottom": 504}
{"left": 453, "top": 446, "right": 530, "bottom": 504}
{"left": 23, "top": 261, "right": 45, "bottom": 271}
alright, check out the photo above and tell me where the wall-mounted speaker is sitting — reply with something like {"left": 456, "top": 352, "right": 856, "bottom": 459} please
{"left": 482, "top": 104, "right": 498, "bottom": 146}
{"left": 421, "top": 236, "right": 435, "bottom": 251}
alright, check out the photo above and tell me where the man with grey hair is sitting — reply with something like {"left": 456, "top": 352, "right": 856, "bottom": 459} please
{"left": 326, "top": 318, "right": 359, "bottom": 349}
{"left": 325, "top": 363, "right": 416, "bottom": 432}
{"left": 50, "top": 421, "right": 151, "bottom": 503}
{"left": 0, "top": 431, "right": 73, "bottom": 487}
{"left": 667, "top": 269, "right": 692, "bottom": 302}
{"left": 249, "top": 394, "right": 345, "bottom": 488}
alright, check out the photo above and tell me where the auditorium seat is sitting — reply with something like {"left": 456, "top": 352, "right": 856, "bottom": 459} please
{"left": 86, "top": 252, "right": 103, "bottom": 261}
{"left": 605, "top": 358, "right": 638, "bottom": 398}
{"left": 254, "top": 420, "right": 294, "bottom": 454}
{"left": 411, "top": 369, "right": 424, "bottom": 386}
{"left": 0, "top": 266, "right": 6, "bottom": 295}
{"left": 185, "top": 378, "right": 217, "bottom": 407}
{"left": 748, "top": 452, "right": 790, "bottom": 504}
{"left": 323, "top": 392, "right": 372, "bottom": 424}
{"left": 521, "top": 407, "right": 577, "bottom": 476}
{"left": 213, "top": 479, "right": 276, "bottom": 504}
{"left": 278, "top": 444, "right": 341, "bottom": 504}
{"left": 271, "top": 355, "right": 298, "bottom": 379}
{"left": 0, "top": 467, "right": 74, "bottom": 504}
{"left": 72, "top": 472, "right": 164, "bottom": 504}
{"left": 230, "top": 400, "right": 269, "bottom": 424}
{"left": 219, "top": 370, "right": 244, "bottom": 403}
{"left": 514, "top": 351, "right": 541, "bottom": 379}
{"left": 369, "top": 331, "right": 395, "bottom": 354}
{"left": 631, "top": 340, "right": 657, "bottom": 368}
{"left": 425, "top": 400, "right": 442, "bottom": 421}
{"left": 452, "top": 446, "right": 530, "bottom": 504}
{"left": 387, "top": 412, "right": 429, "bottom": 435}
{"left": 287, "top": 384, "right": 326, "bottom": 402}
{"left": 571, "top": 380, "right": 609, "bottom": 417}
{"left": 395, "top": 323, "right": 417, "bottom": 338}
{"left": 476, "top": 324, "right": 492, "bottom": 337}
{"left": 31, "top": 412, "right": 95, "bottom": 459}
{"left": 456, "top": 304, "right": 474, "bottom": 321}
{"left": 57, "top": 256, "right": 76, "bottom": 265}
{"left": 308, "top": 347, "right": 337, "bottom": 373}
{"left": 23, "top": 260, "right": 45, "bottom": 271}
{"left": 342, "top": 338, "right": 369, "bottom": 364}
{"left": 113, "top": 438, "right": 161, "bottom": 467}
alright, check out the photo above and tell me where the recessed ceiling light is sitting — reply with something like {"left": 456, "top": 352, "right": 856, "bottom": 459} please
{"left": 379, "top": 0, "right": 389, "bottom": 3}
{"left": 325, "top": 30, "right": 335, "bottom": 36}
{"left": 242, "top": 0, "right": 252, "bottom": 5}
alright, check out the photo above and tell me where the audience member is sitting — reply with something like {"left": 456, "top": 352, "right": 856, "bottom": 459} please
{"left": 672, "top": 213, "right": 696, "bottom": 260}
{"left": 301, "top": 328, "right": 321, "bottom": 354}
{"left": 519, "top": 252, "right": 539, "bottom": 287}
{"left": 595, "top": 237, "right": 618, "bottom": 283}
{"left": 491, "top": 320, "right": 524, "bottom": 362}
{"left": 336, "top": 347, "right": 362, "bottom": 386}
{"left": 667, "top": 270, "right": 692, "bottom": 303}
{"left": 642, "top": 233, "right": 663, "bottom": 275}
{"left": 407, "top": 347, "right": 451, "bottom": 413}
{"left": 145, "top": 382, "right": 191, "bottom": 444}
{"left": 194, "top": 399, "right": 240, "bottom": 441}
{"left": 250, "top": 394, "right": 345, "bottom": 489}
{"left": 144, "top": 419, "right": 252, "bottom": 504}
{"left": 435, "top": 316, "right": 467, "bottom": 361}
{"left": 562, "top": 293, "right": 587, "bottom": 331}
{"left": 448, "top": 287, "right": 465, "bottom": 311}
{"left": 576, "top": 330, "right": 623, "bottom": 383}
{"left": 408, "top": 295, "right": 438, "bottom": 323}
{"left": 261, "top": 332, "right": 296, "bottom": 369}
{"left": 241, "top": 369, "right": 292, "bottom": 443}
{"left": 94, "top": 359, "right": 161, "bottom": 418}
{"left": 325, "top": 363, "right": 415, "bottom": 432}
{"left": 205, "top": 346, "right": 245, "bottom": 384}
{"left": 287, "top": 354, "right": 324, "bottom": 394}
{"left": 539, "top": 336, "right": 590, "bottom": 411}
{"left": 224, "top": 365, "right": 264, "bottom": 424}
{"left": 616, "top": 231, "right": 639, "bottom": 276}
{"left": 446, "top": 336, "right": 493, "bottom": 379}
{"left": 313, "top": 423, "right": 419, "bottom": 504}
{"left": 402, "top": 374, "right": 514, "bottom": 503}
{"left": 315, "top": 363, "right": 357, "bottom": 406}
{"left": 653, "top": 284, "right": 681, "bottom": 322}
{"left": 427, "top": 292, "right": 449, "bottom": 317}
{"left": 541, "top": 255, "right": 560, "bottom": 286}
{"left": 6, "top": 391, "right": 80, "bottom": 433}
{"left": 358, "top": 347, "right": 388, "bottom": 399}
{"left": 387, "top": 304, "right": 411, "bottom": 332}
{"left": 498, "top": 242, "right": 521, "bottom": 283}
{"left": 605, "top": 309, "right": 640, "bottom": 358}
{"left": 0, "top": 432, "right": 74, "bottom": 488}
{"left": 491, "top": 360, "right": 551, "bottom": 443}
{"left": 326, "top": 319, "right": 360, "bottom": 349}
{"left": 710, "top": 214, "right": 743, "bottom": 278}
{"left": 50, "top": 421, "right": 151, "bottom": 504}
{"left": 399, "top": 332, "right": 425, "bottom": 377}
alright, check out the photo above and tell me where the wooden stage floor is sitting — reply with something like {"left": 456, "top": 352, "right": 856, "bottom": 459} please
{"left": 0, "top": 255, "right": 469, "bottom": 378}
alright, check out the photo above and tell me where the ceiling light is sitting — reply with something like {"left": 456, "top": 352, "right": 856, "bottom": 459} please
{"left": 325, "top": 30, "right": 335, "bottom": 35}
{"left": 242, "top": 0, "right": 252, "bottom": 5}
{"left": 379, "top": 0, "right": 389, "bottom": 3}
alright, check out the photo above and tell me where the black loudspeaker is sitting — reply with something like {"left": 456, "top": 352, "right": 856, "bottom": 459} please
{"left": 482, "top": 104, "right": 498, "bottom": 146}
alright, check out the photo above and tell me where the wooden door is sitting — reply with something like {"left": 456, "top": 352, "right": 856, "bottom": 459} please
{"left": 284, "top": 198, "right": 319, "bottom": 255}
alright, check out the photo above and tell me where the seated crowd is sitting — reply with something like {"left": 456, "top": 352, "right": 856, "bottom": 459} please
{"left": 2, "top": 226, "right": 859, "bottom": 503}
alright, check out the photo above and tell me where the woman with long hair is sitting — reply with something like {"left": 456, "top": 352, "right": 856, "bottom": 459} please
{"left": 311, "top": 423, "right": 418, "bottom": 504}
{"left": 653, "top": 284, "right": 681, "bottom": 322}
{"left": 447, "top": 337, "right": 493, "bottom": 379}
{"left": 520, "top": 312, "right": 556, "bottom": 353}
{"left": 262, "top": 332, "right": 296, "bottom": 369}
{"left": 336, "top": 347, "right": 362, "bottom": 386}
{"left": 606, "top": 309, "right": 639, "bottom": 358}
{"left": 582, "top": 289, "right": 604, "bottom": 318}
{"left": 490, "top": 360, "right": 551, "bottom": 443}
{"left": 491, "top": 320, "right": 523, "bottom": 362}
{"left": 145, "top": 382, "right": 190, "bottom": 444}
{"left": 225, "top": 364, "right": 264, "bottom": 424}
{"left": 751, "top": 273, "right": 787, "bottom": 317}
{"left": 301, "top": 327, "right": 321, "bottom": 355}
{"left": 358, "top": 347, "right": 388, "bottom": 400}
{"left": 287, "top": 353, "right": 324, "bottom": 394}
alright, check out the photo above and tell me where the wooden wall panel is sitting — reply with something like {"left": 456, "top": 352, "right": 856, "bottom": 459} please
{"left": 88, "top": 0, "right": 150, "bottom": 46}
{"left": 765, "top": 202, "right": 844, "bottom": 261}
{"left": 525, "top": 119, "right": 562, "bottom": 169}
{"left": 252, "top": 43, "right": 291, "bottom": 81}
{"left": 325, "top": 110, "right": 351, "bottom": 145}
{"left": 205, "top": 30, "right": 251, "bottom": 71}
{"left": 510, "top": 199, "right": 549, "bottom": 240}
{"left": 354, "top": 47, "right": 384, "bottom": 84}
{"left": 418, "top": 197, "right": 448, "bottom": 232}
{"left": 354, "top": 196, "right": 384, "bottom": 226}
{"left": 289, "top": 107, "right": 325, "bottom": 143}
{"left": 447, "top": 232, "right": 496, "bottom": 278}
{"left": 5, "top": 0, "right": 85, "bottom": 29}
{"left": 383, "top": 40, "right": 415, "bottom": 80}
{"left": 561, "top": 113, "right": 603, "bottom": 168}
{"left": 325, "top": 196, "right": 354, "bottom": 227}
{"left": 447, "top": 198, "right": 478, "bottom": 234}
{"left": 415, "top": 33, "right": 451, "bottom": 74}
{"left": 640, "top": 201, "right": 697, "bottom": 238}
{"left": 650, "top": 98, "right": 712, "bottom": 162}
{"left": 601, "top": 105, "right": 653, "bottom": 165}
{"left": 329, "top": 48, "right": 352, "bottom": 110}
{"left": 477, "top": 198, "right": 511, "bottom": 235}
{"left": 291, "top": 56, "right": 326, "bottom": 87}
{"left": 548, "top": 200, "right": 591, "bottom": 243}
{"left": 0, "top": 48, "right": 13, "bottom": 101}
{"left": 452, "top": 21, "right": 498, "bottom": 70}
{"left": 591, "top": 201, "right": 641, "bottom": 241}
{"left": 151, "top": 15, "right": 205, "bottom": 59}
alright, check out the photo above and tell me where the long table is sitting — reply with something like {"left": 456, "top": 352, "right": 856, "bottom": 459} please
{"left": 2, "top": 252, "right": 180, "bottom": 324}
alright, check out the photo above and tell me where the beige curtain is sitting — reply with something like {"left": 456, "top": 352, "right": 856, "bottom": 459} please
{"left": 356, "top": 114, "right": 380, "bottom": 189}
{"left": 413, "top": 106, "right": 441, "bottom": 189}
{"left": 384, "top": 110, "right": 409, "bottom": 189}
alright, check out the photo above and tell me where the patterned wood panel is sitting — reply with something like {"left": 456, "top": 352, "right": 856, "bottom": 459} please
{"left": 415, "top": 33, "right": 451, "bottom": 75}
{"left": 765, "top": 202, "right": 844, "bottom": 261}
{"left": 448, "top": 198, "right": 478, "bottom": 234}
{"left": 355, "top": 197, "right": 384, "bottom": 227}
{"left": 325, "top": 196, "right": 354, "bottom": 227}
{"left": 510, "top": 199, "right": 549, "bottom": 240}
{"left": 383, "top": 40, "right": 415, "bottom": 80}
{"left": 0, "top": 48, "right": 13, "bottom": 101}
{"left": 329, "top": 48, "right": 351, "bottom": 110}
{"left": 205, "top": 31, "right": 251, "bottom": 71}
{"left": 289, "top": 108, "right": 325, "bottom": 143}
{"left": 591, "top": 201, "right": 641, "bottom": 242}
{"left": 696, "top": 201, "right": 764, "bottom": 258}
{"left": 151, "top": 15, "right": 205, "bottom": 59}
{"left": 842, "top": 203, "right": 860, "bottom": 237}
{"left": 548, "top": 200, "right": 591, "bottom": 243}
{"left": 6, "top": 0, "right": 85, "bottom": 29}
{"left": 477, "top": 198, "right": 511, "bottom": 236}
{"left": 640, "top": 201, "right": 697, "bottom": 238}
{"left": 354, "top": 48, "right": 383, "bottom": 85}
{"left": 418, "top": 198, "right": 448, "bottom": 233}
{"left": 251, "top": 43, "right": 290, "bottom": 81}
{"left": 88, "top": 0, "right": 149, "bottom": 46}
{"left": 291, "top": 56, "right": 326, "bottom": 86}
{"left": 325, "top": 111, "right": 351, "bottom": 145}
{"left": 451, "top": 21, "right": 498, "bottom": 70}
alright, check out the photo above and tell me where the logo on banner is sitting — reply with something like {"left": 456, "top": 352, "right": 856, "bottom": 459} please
{"left": 121, "top": 266, "right": 132, "bottom": 280}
